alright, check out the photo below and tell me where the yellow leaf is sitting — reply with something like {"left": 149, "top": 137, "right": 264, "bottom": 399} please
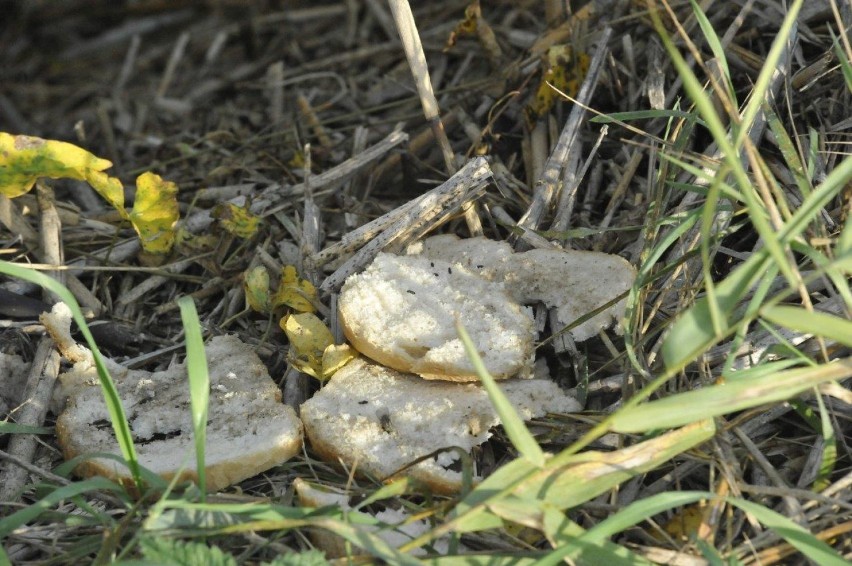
{"left": 661, "top": 501, "right": 708, "bottom": 542}
{"left": 212, "top": 201, "right": 260, "bottom": 239}
{"left": 0, "top": 132, "right": 121, "bottom": 199}
{"left": 244, "top": 266, "right": 271, "bottom": 313}
{"left": 282, "top": 313, "right": 332, "bottom": 379}
{"left": 525, "top": 45, "right": 590, "bottom": 124}
{"left": 445, "top": 1, "right": 479, "bottom": 50}
{"left": 129, "top": 172, "right": 179, "bottom": 254}
{"left": 272, "top": 265, "right": 317, "bottom": 313}
{"left": 321, "top": 343, "right": 356, "bottom": 379}
{"left": 282, "top": 313, "right": 351, "bottom": 381}
{"left": 175, "top": 227, "right": 219, "bottom": 253}
{"left": 87, "top": 170, "right": 127, "bottom": 217}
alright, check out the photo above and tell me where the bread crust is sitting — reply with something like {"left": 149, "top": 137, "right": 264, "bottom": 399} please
{"left": 300, "top": 358, "right": 580, "bottom": 494}
{"left": 55, "top": 335, "right": 303, "bottom": 492}
{"left": 407, "top": 235, "right": 638, "bottom": 342}
{"left": 338, "top": 253, "right": 535, "bottom": 381}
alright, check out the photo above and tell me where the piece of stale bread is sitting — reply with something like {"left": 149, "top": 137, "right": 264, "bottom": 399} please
{"left": 408, "top": 235, "right": 637, "bottom": 342}
{"left": 300, "top": 358, "right": 580, "bottom": 494}
{"left": 55, "top": 334, "right": 302, "bottom": 492}
{"left": 338, "top": 252, "right": 535, "bottom": 381}
{"left": 294, "top": 478, "right": 466, "bottom": 557}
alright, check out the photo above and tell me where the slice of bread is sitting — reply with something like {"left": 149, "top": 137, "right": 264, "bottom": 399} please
{"left": 502, "top": 248, "right": 636, "bottom": 341}
{"left": 407, "top": 235, "right": 637, "bottom": 342}
{"left": 300, "top": 358, "right": 580, "bottom": 494}
{"left": 55, "top": 334, "right": 303, "bottom": 492}
{"left": 338, "top": 252, "right": 535, "bottom": 381}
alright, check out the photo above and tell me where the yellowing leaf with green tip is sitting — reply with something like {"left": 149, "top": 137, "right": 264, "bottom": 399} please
{"left": 128, "top": 172, "right": 179, "bottom": 254}
{"left": 244, "top": 266, "right": 271, "bottom": 313}
{"left": 282, "top": 313, "right": 352, "bottom": 381}
{"left": 0, "top": 132, "right": 122, "bottom": 199}
{"left": 272, "top": 265, "right": 317, "bottom": 313}
{"left": 212, "top": 201, "right": 260, "bottom": 239}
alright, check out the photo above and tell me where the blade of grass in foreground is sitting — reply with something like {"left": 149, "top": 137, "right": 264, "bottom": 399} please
{"left": 0, "top": 476, "right": 126, "bottom": 539}
{"left": 145, "top": 500, "right": 421, "bottom": 565}
{"left": 456, "top": 321, "right": 546, "bottom": 468}
{"left": 651, "top": 0, "right": 798, "bottom": 288}
{"left": 0, "top": 260, "right": 142, "bottom": 491}
{"left": 729, "top": 498, "right": 847, "bottom": 565}
{"left": 761, "top": 306, "right": 852, "bottom": 349}
{"left": 177, "top": 296, "right": 210, "bottom": 497}
{"left": 609, "top": 359, "right": 852, "bottom": 433}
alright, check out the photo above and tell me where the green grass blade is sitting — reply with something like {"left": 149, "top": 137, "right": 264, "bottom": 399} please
{"left": 688, "top": 0, "right": 734, "bottom": 104}
{"left": 0, "top": 477, "right": 126, "bottom": 539}
{"left": 609, "top": 359, "right": 852, "bottom": 433}
{"left": 701, "top": 166, "right": 727, "bottom": 336}
{"left": 178, "top": 296, "right": 210, "bottom": 497}
{"left": 0, "top": 260, "right": 143, "bottom": 491}
{"left": 661, "top": 251, "right": 769, "bottom": 370}
{"left": 812, "top": 392, "right": 837, "bottom": 491}
{"left": 146, "top": 500, "right": 421, "bottom": 565}
{"left": 761, "top": 306, "right": 852, "bottom": 348}
{"left": 650, "top": 0, "right": 797, "bottom": 287}
{"left": 657, "top": 152, "right": 743, "bottom": 201}
{"left": 536, "top": 504, "right": 652, "bottom": 566}
{"left": 438, "top": 423, "right": 714, "bottom": 542}
{"left": 456, "top": 321, "right": 546, "bottom": 468}
{"left": 781, "top": 154, "right": 852, "bottom": 241}
{"left": 831, "top": 28, "right": 852, "bottom": 93}
{"left": 764, "top": 104, "right": 811, "bottom": 198}
{"left": 543, "top": 491, "right": 709, "bottom": 565}
{"left": 726, "top": 497, "right": 847, "bottom": 565}
{"left": 735, "top": 0, "right": 803, "bottom": 149}
{"left": 0, "top": 422, "right": 53, "bottom": 435}
{"left": 590, "top": 109, "right": 702, "bottom": 123}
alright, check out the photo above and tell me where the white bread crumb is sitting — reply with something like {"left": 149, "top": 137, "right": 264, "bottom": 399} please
{"left": 56, "top": 334, "right": 302, "bottom": 491}
{"left": 300, "top": 358, "right": 580, "bottom": 494}
{"left": 338, "top": 253, "right": 535, "bottom": 381}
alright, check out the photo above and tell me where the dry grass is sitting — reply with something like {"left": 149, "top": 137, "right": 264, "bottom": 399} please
{"left": 0, "top": 0, "right": 850, "bottom": 563}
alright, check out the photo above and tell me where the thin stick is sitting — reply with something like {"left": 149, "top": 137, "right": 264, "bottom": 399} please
{"left": 36, "top": 183, "right": 64, "bottom": 303}
{"left": 0, "top": 338, "right": 61, "bottom": 504}
{"left": 319, "top": 157, "right": 492, "bottom": 292}
{"left": 517, "top": 26, "right": 613, "bottom": 234}
{"left": 387, "top": 0, "right": 483, "bottom": 235}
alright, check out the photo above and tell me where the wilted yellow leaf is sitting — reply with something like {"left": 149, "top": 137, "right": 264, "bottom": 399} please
{"left": 661, "top": 501, "right": 708, "bottom": 542}
{"left": 244, "top": 266, "right": 271, "bottom": 313}
{"left": 445, "top": 1, "right": 479, "bottom": 50}
{"left": 272, "top": 265, "right": 317, "bottom": 313}
{"left": 525, "top": 45, "right": 590, "bottom": 124}
{"left": 212, "top": 201, "right": 260, "bottom": 239}
{"left": 321, "top": 343, "right": 356, "bottom": 378}
{"left": 0, "top": 132, "right": 122, "bottom": 200}
{"left": 282, "top": 313, "right": 352, "bottom": 381}
{"left": 174, "top": 227, "right": 219, "bottom": 254}
{"left": 128, "top": 172, "right": 179, "bottom": 254}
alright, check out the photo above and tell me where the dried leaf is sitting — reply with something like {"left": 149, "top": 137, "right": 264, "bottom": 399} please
{"left": 272, "top": 265, "right": 317, "bottom": 313}
{"left": 212, "top": 202, "right": 260, "bottom": 239}
{"left": 445, "top": 1, "right": 479, "bottom": 50}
